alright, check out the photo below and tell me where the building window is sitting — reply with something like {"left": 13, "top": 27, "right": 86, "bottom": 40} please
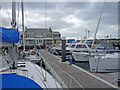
{"left": 36, "top": 40, "right": 43, "bottom": 45}
{"left": 35, "top": 32, "right": 37, "bottom": 35}
{"left": 41, "top": 32, "right": 43, "bottom": 35}
{"left": 47, "top": 33, "right": 49, "bottom": 37}
{"left": 28, "top": 32, "right": 31, "bottom": 37}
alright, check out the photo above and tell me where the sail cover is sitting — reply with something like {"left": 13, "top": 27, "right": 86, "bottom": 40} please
{"left": 0, "top": 27, "right": 19, "bottom": 43}
{"left": 0, "top": 73, "right": 43, "bottom": 89}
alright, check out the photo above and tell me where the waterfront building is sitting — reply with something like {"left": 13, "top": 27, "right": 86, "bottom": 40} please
{"left": 19, "top": 27, "right": 61, "bottom": 49}
{"left": 52, "top": 31, "right": 61, "bottom": 45}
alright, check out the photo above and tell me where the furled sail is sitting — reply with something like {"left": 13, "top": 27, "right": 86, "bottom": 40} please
{"left": 0, "top": 27, "right": 19, "bottom": 43}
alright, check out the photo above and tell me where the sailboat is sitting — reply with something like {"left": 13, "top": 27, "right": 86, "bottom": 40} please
{"left": 88, "top": 2, "right": 119, "bottom": 73}
{"left": 0, "top": 1, "right": 63, "bottom": 89}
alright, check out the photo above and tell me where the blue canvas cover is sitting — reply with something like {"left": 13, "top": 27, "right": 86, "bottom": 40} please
{"left": 0, "top": 74, "right": 43, "bottom": 89}
{"left": 0, "top": 27, "right": 19, "bottom": 43}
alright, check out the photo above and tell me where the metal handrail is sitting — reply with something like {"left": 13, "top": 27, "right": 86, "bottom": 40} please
{"left": 37, "top": 46, "right": 60, "bottom": 88}
{"left": 39, "top": 52, "right": 60, "bottom": 88}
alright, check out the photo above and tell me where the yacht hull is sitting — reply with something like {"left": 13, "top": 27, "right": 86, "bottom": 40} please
{"left": 89, "top": 53, "right": 119, "bottom": 73}
{"left": 72, "top": 52, "right": 89, "bottom": 61}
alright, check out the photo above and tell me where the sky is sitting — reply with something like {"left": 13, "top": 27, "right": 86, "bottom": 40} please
{"left": 1, "top": 0, "right": 118, "bottom": 39}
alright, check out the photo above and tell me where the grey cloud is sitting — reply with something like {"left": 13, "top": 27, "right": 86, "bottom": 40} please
{"left": 1, "top": 1, "right": 118, "bottom": 39}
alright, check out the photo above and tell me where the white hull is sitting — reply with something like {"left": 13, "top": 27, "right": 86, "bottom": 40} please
{"left": 1, "top": 52, "right": 62, "bottom": 88}
{"left": 21, "top": 61, "right": 62, "bottom": 88}
{"left": 72, "top": 52, "right": 89, "bottom": 61}
{"left": 89, "top": 53, "right": 119, "bottom": 73}
{"left": 1, "top": 61, "right": 62, "bottom": 88}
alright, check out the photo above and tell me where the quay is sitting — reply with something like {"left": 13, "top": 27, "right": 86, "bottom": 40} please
{"left": 39, "top": 50, "right": 118, "bottom": 89}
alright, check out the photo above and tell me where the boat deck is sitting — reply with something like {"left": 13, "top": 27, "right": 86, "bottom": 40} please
{"left": 39, "top": 50, "right": 118, "bottom": 89}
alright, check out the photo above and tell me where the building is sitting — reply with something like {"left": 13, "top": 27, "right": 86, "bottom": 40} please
{"left": 25, "top": 27, "right": 53, "bottom": 48}
{"left": 52, "top": 31, "right": 61, "bottom": 45}
{"left": 19, "top": 27, "right": 61, "bottom": 49}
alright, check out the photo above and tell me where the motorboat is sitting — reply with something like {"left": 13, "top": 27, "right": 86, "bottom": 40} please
{"left": 51, "top": 43, "right": 72, "bottom": 56}
{"left": 93, "top": 42, "right": 115, "bottom": 54}
{"left": 71, "top": 42, "right": 93, "bottom": 61}
{"left": 72, "top": 42, "right": 116, "bottom": 62}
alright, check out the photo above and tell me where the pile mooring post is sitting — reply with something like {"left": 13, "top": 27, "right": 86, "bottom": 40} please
{"left": 62, "top": 37, "right": 66, "bottom": 62}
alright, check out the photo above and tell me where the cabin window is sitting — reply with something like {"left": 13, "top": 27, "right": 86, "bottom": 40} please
{"left": 71, "top": 44, "right": 75, "bottom": 48}
{"left": 97, "top": 44, "right": 106, "bottom": 49}
{"left": 76, "top": 45, "right": 82, "bottom": 48}
{"left": 66, "top": 45, "right": 69, "bottom": 47}
{"left": 76, "top": 45, "right": 87, "bottom": 48}
{"left": 82, "top": 45, "right": 87, "bottom": 48}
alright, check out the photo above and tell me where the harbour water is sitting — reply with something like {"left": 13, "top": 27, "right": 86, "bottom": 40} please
{"left": 73, "top": 61, "right": 90, "bottom": 72}
{"left": 65, "top": 55, "right": 119, "bottom": 86}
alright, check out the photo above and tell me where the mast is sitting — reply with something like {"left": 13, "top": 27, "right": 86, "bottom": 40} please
{"left": 21, "top": 0, "right": 25, "bottom": 52}
{"left": 11, "top": 1, "right": 17, "bottom": 69}
{"left": 91, "top": 1, "right": 106, "bottom": 48}
{"left": 12, "top": 1, "right": 16, "bottom": 28}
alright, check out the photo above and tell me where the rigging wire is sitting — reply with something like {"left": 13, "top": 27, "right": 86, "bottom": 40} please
{"left": 32, "top": 63, "right": 48, "bottom": 88}
{"left": 0, "top": 1, "right": 3, "bottom": 26}
{"left": 44, "top": 1, "right": 59, "bottom": 88}
{"left": 16, "top": 1, "right": 21, "bottom": 30}
{"left": 3, "top": 2, "right": 11, "bottom": 23}
{"left": 44, "top": 0, "right": 48, "bottom": 84}
{"left": 24, "top": 10, "right": 30, "bottom": 27}
{"left": 45, "top": 0, "right": 47, "bottom": 29}
{"left": 0, "top": 1, "right": 3, "bottom": 10}
{"left": 22, "top": 2, "right": 30, "bottom": 28}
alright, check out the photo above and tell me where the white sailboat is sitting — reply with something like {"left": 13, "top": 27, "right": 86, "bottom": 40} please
{"left": 0, "top": 1, "right": 63, "bottom": 88}
{"left": 89, "top": 53, "right": 120, "bottom": 73}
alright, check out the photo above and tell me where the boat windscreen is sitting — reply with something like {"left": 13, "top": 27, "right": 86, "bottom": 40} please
{"left": 71, "top": 44, "right": 75, "bottom": 48}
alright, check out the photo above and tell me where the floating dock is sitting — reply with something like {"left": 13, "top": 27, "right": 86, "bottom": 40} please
{"left": 39, "top": 50, "right": 118, "bottom": 89}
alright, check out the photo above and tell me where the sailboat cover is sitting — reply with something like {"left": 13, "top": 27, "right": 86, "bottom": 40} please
{"left": 0, "top": 27, "right": 19, "bottom": 43}
{"left": 0, "top": 74, "right": 43, "bottom": 89}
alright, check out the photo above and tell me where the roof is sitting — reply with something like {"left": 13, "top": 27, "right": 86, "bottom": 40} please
{"left": 53, "top": 31, "right": 61, "bottom": 35}
{"left": 26, "top": 28, "right": 49, "bottom": 32}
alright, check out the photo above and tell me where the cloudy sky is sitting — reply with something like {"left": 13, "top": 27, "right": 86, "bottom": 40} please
{"left": 1, "top": 0, "right": 118, "bottom": 39}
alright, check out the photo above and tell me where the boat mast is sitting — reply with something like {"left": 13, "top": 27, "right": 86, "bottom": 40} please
{"left": 91, "top": 1, "right": 106, "bottom": 48}
{"left": 11, "top": 1, "right": 17, "bottom": 69}
{"left": 21, "top": 0, "right": 25, "bottom": 52}
{"left": 12, "top": 1, "right": 16, "bottom": 28}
